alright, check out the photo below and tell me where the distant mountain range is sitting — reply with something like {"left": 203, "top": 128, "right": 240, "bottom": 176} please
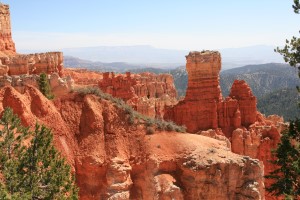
{"left": 64, "top": 56, "right": 140, "bottom": 72}
{"left": 21, "top": 45, "right": 284, "bottom": 70}
{"left": 220, "top": 63, "right": 299, "bottom": 97}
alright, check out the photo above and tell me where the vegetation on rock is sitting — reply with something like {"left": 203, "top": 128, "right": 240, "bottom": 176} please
{"left": 0, "top": 107, "right": 78, "bottom": 199}
{"left": 38, "top": 73, "right": 54, "bottom": 99}
{"left": 265, "top": 1, "right": 300, "bottom": 199}
{"left": 265, "top": 119, "right": 300, "bottom": 198}
{"left": 74, "top": 86, "right": 186, "bottom": 133}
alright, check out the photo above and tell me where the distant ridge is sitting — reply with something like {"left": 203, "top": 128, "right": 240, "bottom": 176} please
{"left": 20, "top": 45, "right": 284, "bottom": 70}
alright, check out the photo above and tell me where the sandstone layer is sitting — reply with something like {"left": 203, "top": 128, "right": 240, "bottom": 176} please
{"left": 0, "top": 4, "right": 15, "bottom": 56}
{"left": 0, "top": 4, "right": 64, "bottom": 77}
{"left": 0, "top": 52, "right": 64, "bottom": 76}
{"left": 64, "top": 68, "right": 103, "bottom": 86}
{"left": 164, "top": 51, "right": 284, "bottom": 200}
{"left": 99, "top": 72, "right": 178, "bottom": 118}
{"left": 0, "top": 72, "right": 73, "bottom": 98}
{"left": 0, "top": 85, "right": 265, "bottom": 199}
{"left": 165, "top": 51, "right": 222, "bottom": 132}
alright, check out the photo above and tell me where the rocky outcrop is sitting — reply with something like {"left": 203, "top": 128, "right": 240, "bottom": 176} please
{"left": 0, "top": 73, "right": 73, "bottom": 97}
{"left": 0, "top": 85, "right": 265, "bottom": 199}
{"left": 164, "top": 51, "right": 283, "bottom": 199}
{"left": 164, "top": 51, "right": 262, "bottom": 135}
{"left": 99, "top": 71, "right": 178, "bottom": 118}
{"left": 0, "top": 52, "right": 64, "bottom": 76}
{"left": 164, "top": 51, "right": 223, "bottom": 132}
{"left": 229, "top": 80, "right": 257, "bottom": 126}
{"left": 64, "top": 68, "right": 103, "bottom": 86}
{"left": 0, "top": 4, "right": 16, "bottom": 55}
{"left": 218, "top": 80, "right": 258, "bottom": 138}
{"left": 0, "top": 4, "right": 69, "bottom": 97}
{"left": 0, "top": 4, "right": 64, "bottom": 77}
{"left": 230, "top": 114, "right": 285, "bottom": 199}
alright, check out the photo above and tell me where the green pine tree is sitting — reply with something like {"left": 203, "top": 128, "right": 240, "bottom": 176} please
{"left": 20, "top": 124, "right": 78, "bottom": 200}
{"left": 0, "top": 107, "right": 30, "bottom": 199}
{"left": 266, "top": 2, "right": 300, "bottom": 199}
{"left": 0, "top": 107, "right": 78, "bottom": 199}
{"left": 275, "top": 0, "right": 300, "bottom": 95}
{"left": 38, "top": 73, "right": 54, "bottom": 100}
{"left": 265, "top": 119, "right": 300, "bottom": 198}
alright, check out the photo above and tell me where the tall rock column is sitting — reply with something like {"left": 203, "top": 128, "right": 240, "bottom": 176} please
{"left": 185, "top": 51, "right": 222, "bottom": 101}
{"left": 164, "top": 51, "right": 222, "bottom": 132}
{"left": 0, "top": 4, "right": 16, "bottom": 55}
{"left": 229, "top": 80, "right": 257, "bottom": 126}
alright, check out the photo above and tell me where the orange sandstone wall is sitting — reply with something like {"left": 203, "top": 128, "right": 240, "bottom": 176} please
{"left": 164, "top": 50, "right": 283, "bottom": 200}
{"left": 164, "top": 51, "right": 258, "bottom": 135}
{"left": 0, "top": 4, "right": 16, "bottom": 55}
{"left": 164, "top": 51, "right": 223, "bottom": 132}
{"left": 0, "top": 52, "right": 64, "bottom": 76}
{"left": 0, "top": 85, "right": 265, "bottom": 200}
{"left": 99, "top": 71, "right": 178, "bottom": 118}
{"left": 0, "top": 4, "right": 64, "bottom": 77}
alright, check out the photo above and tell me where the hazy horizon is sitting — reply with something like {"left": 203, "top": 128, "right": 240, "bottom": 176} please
{"left": 1, "top": 0, "right": 299, "bottom": 52}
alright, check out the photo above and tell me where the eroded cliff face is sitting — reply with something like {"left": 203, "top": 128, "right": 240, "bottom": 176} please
{"left": 0, "top": 4, "right": 64, "bottom": 77}
{"left": 99, "top": 72, "right": 178, "bottom": 118}
{"left": 0, "top": 4, "right": 15, "bottom": 56}
{"left": 0, "top": 85, "right": 265, "bottom": 200}
{"left": 164, "top": 50, "right": 283, "bottom": 200}
{"left": 164, "top": 51, "right": 222, "bottom": 132}
{"left": 64, "top": 68, "right": 103, "bottom": 86}
{"left": 0, "top": 52, "right": 64, "bottom": 76}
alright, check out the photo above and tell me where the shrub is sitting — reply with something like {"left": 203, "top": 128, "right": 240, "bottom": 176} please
{"left": 74, "top": 86, "right": 186, "bottom": 133}
{"left": 145, "top": 118, "right": 155, "bottom": 127}
{"left": 146, "top": 127, "right": 155, "bottom": 135}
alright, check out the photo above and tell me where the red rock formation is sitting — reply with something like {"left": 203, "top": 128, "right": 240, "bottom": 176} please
{"left": 164, "top": 51, "right": 222, "bottom": 132}
{"left": 164, "top": 50, "right": 283, "bottom": 200}
{"left": 229, "top": 80, "right": 257, "bottom": 126}
{"left": 0, "top": 52, "right": 64, "bottom": 76}
{"left": 218, "top": 80, "right": 258, "bottom": 137}
{"left": 0, "top": 4, "right": 16, "bottom": 56}
{"left": 64, "top": 68, "right": 103, "bottom": 86}
{"left": 0, "top": 85, "right": 265, "bottom": 199}
{"left": 164, "top": 51, "right": 259, "bottom": 135}
{"left": 99, "top": 71, "right": 178, "bottom": 118}
{"left": 99, "top": 72, "right": 137, "bottom": 101}
{"left": 0, "top": 4, "right": 64, "bottom": 77}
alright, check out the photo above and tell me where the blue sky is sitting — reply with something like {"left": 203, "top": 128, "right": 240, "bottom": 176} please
{"left": 1, "top": 0, "right": 299, "bottom": 51}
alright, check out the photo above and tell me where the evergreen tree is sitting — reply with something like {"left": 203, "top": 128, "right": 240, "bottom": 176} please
{"left": 265, "top": 119, "right": 300, "bottom": 198}
{"left": 20, "top": 124, "right": 78, "bottom": 199}
{"left": 38, "top": 73, "right": 54, "bottom": 99}
{"left": 275, "top": 0, "right": 300, "bottom": 94}
{"left": 0, "top": 107, "right": 30, "bottom": 199}
{"left": 266, "top": 1, "right": 300, "bottom": 199}
{"left": 0, "top": 107, "right": 78, "bottom": 199}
